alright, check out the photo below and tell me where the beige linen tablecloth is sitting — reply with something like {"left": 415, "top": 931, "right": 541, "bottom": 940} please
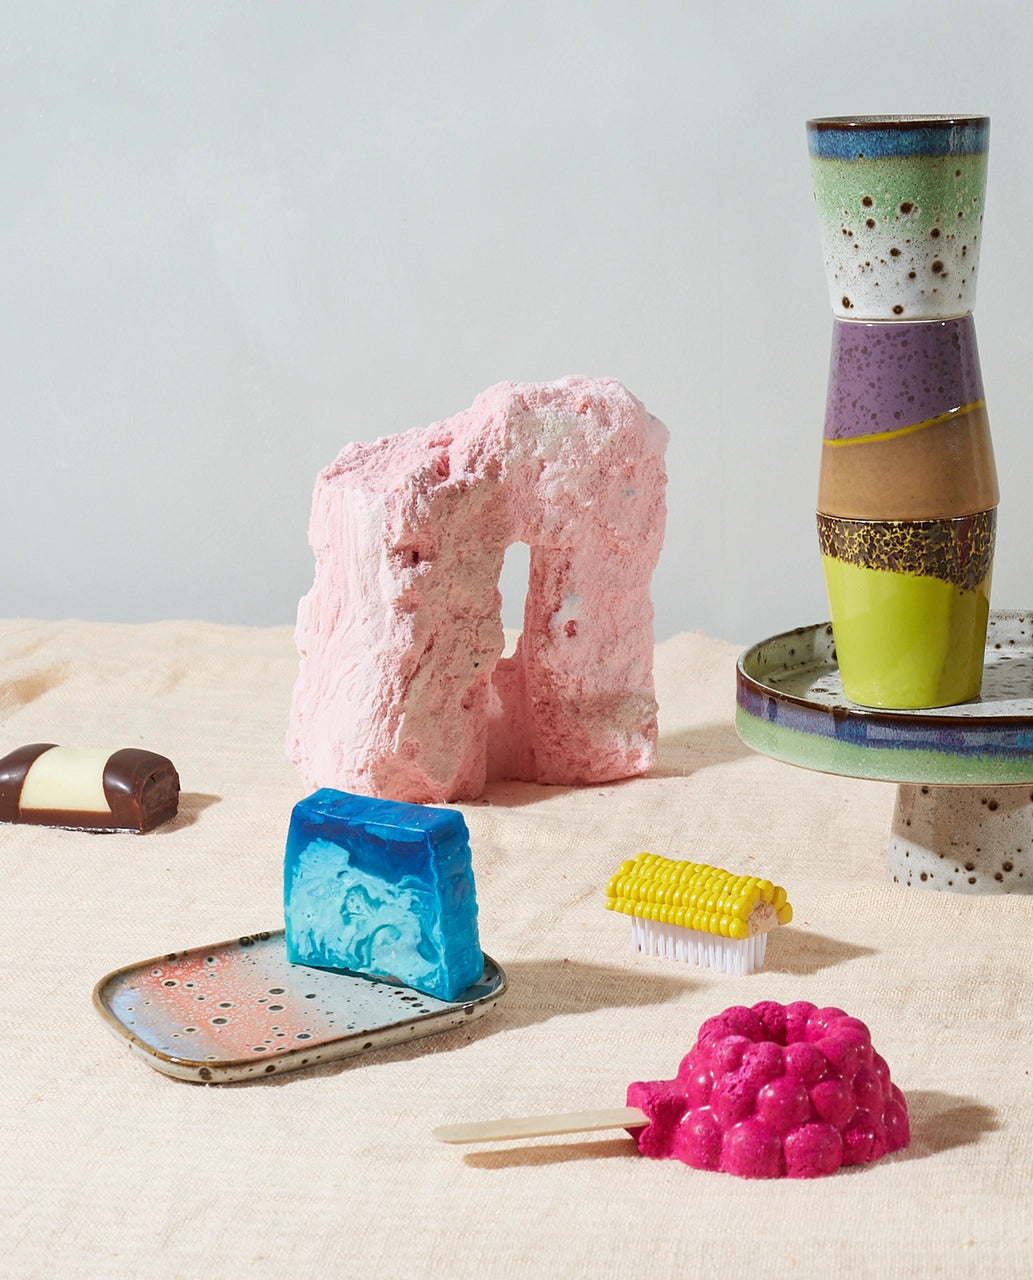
{"left": 2, "top": 619, "right": 1031, "bottom": 1278}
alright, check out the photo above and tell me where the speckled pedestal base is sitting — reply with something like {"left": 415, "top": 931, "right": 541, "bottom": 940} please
{"left": 889, "top": 783, "right": 1033, "bottom": 894}
{"left": 736, "top": 612, "right": 1033, "bottom": 897}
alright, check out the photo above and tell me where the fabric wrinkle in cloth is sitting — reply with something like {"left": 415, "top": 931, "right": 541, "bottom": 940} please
{"left": 0, "top": 619, "right": 1030, "bottom": 1279}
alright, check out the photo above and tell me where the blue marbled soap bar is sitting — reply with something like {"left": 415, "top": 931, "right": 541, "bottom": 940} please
{"left": 283, "top": 788, "right": 483, "bottom": 1002}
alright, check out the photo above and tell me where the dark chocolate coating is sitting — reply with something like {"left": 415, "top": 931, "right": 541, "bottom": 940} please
{"left": 103, "top": 749, "right": 181, "bottom": 831}
{"left": 0, "top": 743, "right": 57, "bottom": 823}
{"left": 0, "top": 745, "right": 180, "bottom": 832}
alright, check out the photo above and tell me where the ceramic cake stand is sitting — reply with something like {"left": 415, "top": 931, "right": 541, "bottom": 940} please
{"left": 735, "top": 611, "right": 1033, "bottom": 894}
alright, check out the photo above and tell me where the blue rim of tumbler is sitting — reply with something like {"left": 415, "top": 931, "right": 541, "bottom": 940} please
{"left": 807, "top": 115, "right": 989, "bottom": 159}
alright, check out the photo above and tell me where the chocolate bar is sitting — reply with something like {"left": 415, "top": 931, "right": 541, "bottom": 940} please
{"left": 0, "top": 744, "right": 180, "bottom": 832}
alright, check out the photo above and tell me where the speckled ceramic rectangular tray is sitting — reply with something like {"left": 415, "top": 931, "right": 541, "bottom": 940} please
{"left": 93, "top": 929, "right": 507, "bottom": 1083}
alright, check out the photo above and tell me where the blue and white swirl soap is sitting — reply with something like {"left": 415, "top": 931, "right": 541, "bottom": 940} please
{"left": 284, "top": 788, "right": 483, "bottom": 1002}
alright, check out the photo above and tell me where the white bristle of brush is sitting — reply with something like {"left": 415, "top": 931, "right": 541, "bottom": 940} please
{"left": 629, "top": 917, "right": 768, "bottom": 975}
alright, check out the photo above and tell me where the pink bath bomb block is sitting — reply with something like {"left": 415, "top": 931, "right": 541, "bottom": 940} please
{"left": 626, "top": 1001, "right": 909, "bottom": 1179}
{"left": 288, "top": 376, "right": 668, "bottom": 803}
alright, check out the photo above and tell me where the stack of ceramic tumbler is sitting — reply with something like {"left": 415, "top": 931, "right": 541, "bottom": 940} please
{"left": 807, "top": 116, "right": 996, "bottom": 709}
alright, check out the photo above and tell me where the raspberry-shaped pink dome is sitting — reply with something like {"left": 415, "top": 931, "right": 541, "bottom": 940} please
{"left": 626, "top": 1001, "right": 909, "bottom": 1178}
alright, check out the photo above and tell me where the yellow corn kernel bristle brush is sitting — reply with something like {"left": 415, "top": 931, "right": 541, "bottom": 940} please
{"left": 605, "top": 853, "right": 792, "bottom": 975}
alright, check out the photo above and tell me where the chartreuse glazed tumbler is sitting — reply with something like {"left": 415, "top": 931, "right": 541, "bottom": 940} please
{"left": 808, "top": 116, "right": 997, "bottom": 709}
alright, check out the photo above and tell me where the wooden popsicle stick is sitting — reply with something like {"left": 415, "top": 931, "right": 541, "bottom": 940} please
{"left": 433, "top": 1106, "right": 648, "bottom": 1144}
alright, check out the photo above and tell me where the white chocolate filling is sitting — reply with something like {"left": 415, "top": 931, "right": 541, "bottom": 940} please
{"left": 20, "top": 747, "right": 112, "bottom": 814}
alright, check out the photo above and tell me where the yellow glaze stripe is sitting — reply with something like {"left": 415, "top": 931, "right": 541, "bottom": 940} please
{"left": 823, "top": 399, "right": 985, "bottom": 449}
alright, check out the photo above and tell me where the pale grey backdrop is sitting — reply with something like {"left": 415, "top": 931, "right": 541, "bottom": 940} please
{"left": 4, "top": 1, "right": 1032, "bottom": 644}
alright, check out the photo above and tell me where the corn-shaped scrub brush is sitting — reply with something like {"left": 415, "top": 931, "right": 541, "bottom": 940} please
{"left": 605, "top": 853, "right": 793, "bottom": 976}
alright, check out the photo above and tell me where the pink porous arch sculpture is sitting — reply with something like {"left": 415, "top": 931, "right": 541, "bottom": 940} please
{"left": 287, "top": 376, "right": 668, "bottom": 804}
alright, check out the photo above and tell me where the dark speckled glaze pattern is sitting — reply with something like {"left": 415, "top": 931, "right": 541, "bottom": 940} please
{"left": 817, "top": 511, "right": 995, "bottom": 592}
